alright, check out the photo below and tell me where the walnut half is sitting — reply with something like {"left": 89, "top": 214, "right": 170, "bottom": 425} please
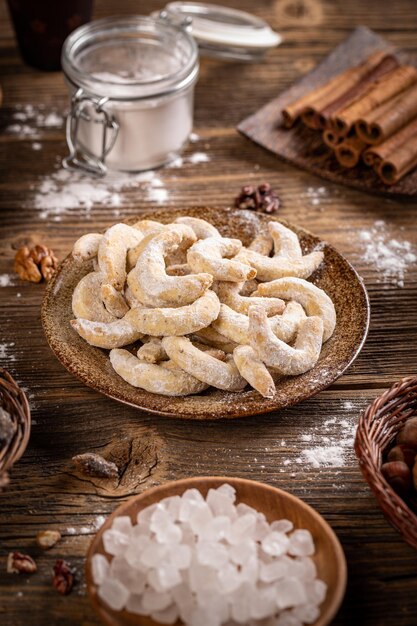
{"left": 14, "top": 244, "right": 58, "bottom": 283}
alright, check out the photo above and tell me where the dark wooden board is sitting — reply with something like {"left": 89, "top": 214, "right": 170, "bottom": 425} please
{"left": 238, "top": 26, "right": 417, "bottom": 197}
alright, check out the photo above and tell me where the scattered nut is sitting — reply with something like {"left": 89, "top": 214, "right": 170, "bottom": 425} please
{"left": 53, "top": 559, "right": 75, "bottom": 595}
{"left": 0, "top": 471, "right": 10, "bottom": 491}
{"left": 381, "top": 461, "right": 411, "bottom": 497}
{"left": 413, "top": 459, "right": 417, "bottom": 491}
{"left": 7, "top": 552, "right": 37, "bottom": 574}
{"left": 396, "top": 417, "right": 417, "bottom": 450}
{"left": 72, "top": 452, "right": 119, "bottom": 479}
{"left": 0, "top": 407, "right": 16, "bottom": 449}
{"left": 387, "top": 444, "right": 416, "bottom": 468}
{"left": 235, "top": 182, "right": 280, "bottom": 214}
{"left": 36, "top": 530, "right": 61, "bottom": 550}
{"left": 14, "top": 244, "right": 58, "bottom": 283}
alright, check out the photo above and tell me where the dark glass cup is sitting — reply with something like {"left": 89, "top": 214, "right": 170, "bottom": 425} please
{"left": 6, "top": 0, "right": 94, "bottom": 71}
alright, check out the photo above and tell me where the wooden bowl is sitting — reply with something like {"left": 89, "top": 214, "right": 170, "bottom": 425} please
{"left": 0, "top": 367, "right": 31, "bottom": 491}
{"left": 42, "top": 207, "right": 370, "bottom": 420}
{"left": 355, "top": 376, "right": 417, "bottom": 549}
{"left": 86, "top": 476, "right": 347, "bottom": 626}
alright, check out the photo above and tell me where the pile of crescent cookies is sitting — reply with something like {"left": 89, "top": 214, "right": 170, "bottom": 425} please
{"left": 70, "top": 217, "right": 336, "bottom": 398}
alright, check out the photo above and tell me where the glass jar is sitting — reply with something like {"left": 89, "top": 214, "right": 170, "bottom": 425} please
{"left": 61, "top": 16, "right": 199, "bottom": 174}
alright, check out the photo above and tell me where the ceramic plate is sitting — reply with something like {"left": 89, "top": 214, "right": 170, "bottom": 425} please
{"left": 42, "top": 207, "right": 370, "bottom": 420}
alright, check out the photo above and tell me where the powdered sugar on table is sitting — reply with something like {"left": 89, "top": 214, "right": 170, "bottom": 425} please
{"left": 358, "top": 220, "right": 416, "bottom": 288}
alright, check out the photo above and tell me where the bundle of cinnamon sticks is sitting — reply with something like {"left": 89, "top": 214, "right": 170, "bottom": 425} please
{"left": 282, "top": 51, "right": 417, "bottom": 185}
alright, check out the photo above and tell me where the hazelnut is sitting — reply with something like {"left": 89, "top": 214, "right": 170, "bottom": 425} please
{"left": 396, "top": 417, "right": 417, "bottom": 450}
{"left": 413, "top": 459, "right": 417, "bottom": 492}
{"left": 381, "top": 461, "right": 411, "bottom": 497}
{"left": 36, "top": 530, "right": 61, "bottom": 550}
{"left": 387, "top": 444, "right": 416, "bottom": 469}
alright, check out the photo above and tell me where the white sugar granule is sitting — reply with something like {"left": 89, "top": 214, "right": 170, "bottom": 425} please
{"left": 6, "top": 105, "right": 64, "bottom": 138}
{"left": 146, "top": 187, "right": 169, "bottom": 204}
{"left": 302, "top": 186, "right": 328, "bottom": 208}
{"left": 33, "top": 169, "right": 169, "bottom": 220}
{"left": 302, "top": 446, "right": 346, "bottom": 469}
{"left": 92, "top": 484, "right": 326, "bottom": 623}
{"left": 0, "top": 274, "right": 14, "bottom": 287}
{"left": 281, "top": 412, "right": 361, "bottom": 471}
{"left": 0, "top": 342, "right": 16, "bottom": 361}
{"left": 32, "top": 145, "right": 211, "bottom": 219}
{"left": 32, "top": 142, "right": 42, "bottom": 151}
{"left": 359, "top": 220, "right": 416, "bottom": 287}
{"left": 188, "top": 151, "right": 210, "bottom": 164}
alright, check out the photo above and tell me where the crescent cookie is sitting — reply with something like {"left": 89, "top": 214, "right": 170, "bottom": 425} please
{"left": 216, "top": 281, "right": 285, "bottom": 316}
{"left": 72, "top": 271, "right": 116, "bottom": 323}
{"left": 212, "top": 303, "right": 305, "bottom": 345}
{"left": 127, "top": 290, "right": 221, "bottom": 337}
{"left": 98, "top": 223, "right": 143, "bottom": 291}
{"left": 237, "top": 247, "right": 324, "bottom": 282}
{"left": 127, "top": 225, "right": 213, "bottom": 307}
{"left": 187, "top": 236, "right": 256, "bottom": 282}
{"left": 233, "top": 345, "right": 276, "bottom": 398}
{"left": 248, "top": 232, "right": 274, "bottom": 256}
{"left": 131, "top": 219, "right": 165, "bottom": 236}
{"left": 269, "top": 222, "right": 303, "bottom": 260}
{"left": 254, "top": 277, "right": 336, "bottom": 342}
{"left": 162, "top": 336, "right": 247, "bottom": 392}
{"left": 71, "top": 312, "right": 144, "bottom": 349}
{"left": 193, "top": 326, "right": 239, "bottom": 354}
{"left": 136, "top": 338, "right": 168, "bottom": 364}
{"left": 72, "top": 233, "right": 103, "bottom": 261}
{"left": 175, "top": 216, "right": 222, "bottom": 240}
{"left": 110, "top": 349, "right": 209, "bottom": 396}
{"left": 271, "top": 301, "right": 307, "bottom": 344}
{"left": 101, "top": 283, "right": 130, "bottom": 318}
{"left": 248, "top": 305, "right": 324, "bottom": 376}
{"left": 166, "top": 263, "right": 192, "bottom": 276}
{"left": 239, "top": 278, "right": 259, "bottom": 296}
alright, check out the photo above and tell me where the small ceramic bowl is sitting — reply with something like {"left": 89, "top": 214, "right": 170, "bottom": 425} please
{"left": 86, "top": 477, "right": 347, "bottom": 626}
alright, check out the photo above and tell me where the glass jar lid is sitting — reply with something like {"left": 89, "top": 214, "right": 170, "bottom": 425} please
{"left": 62, "top": 16, "right": 199, "bottom": 100}
{"left": 155, "top": 2, "right": 282, "bottom": 61}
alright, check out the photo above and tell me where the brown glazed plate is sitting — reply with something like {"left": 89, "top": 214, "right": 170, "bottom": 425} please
{"left": 41, "top": 207, "right": 370, "bottom": 420}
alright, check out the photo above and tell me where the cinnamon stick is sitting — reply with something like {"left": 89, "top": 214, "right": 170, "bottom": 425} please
{"left": 322, "top": 129, "right": 344, "bottom": 148}
{"left": 377, "top": 126, "right": 417, "bottom": 184}
{"left": 282, "top": 50, "right": 388, "bottom": 128}
{"left": 335, "top": 136, "right": 367, "bottom": 168}
{"left": 332, "top": 65, "right": 417, "bottom": 136}
{"left": 362, "top": 150, "right": 380, "bottom": 167}
{"left": 356, "top": 82, "right": 417, "bottom": 144}
{"left": 363, "top": 116, "right": 417, "bottom": 167}
{"left": 363, "top": 118, "right": 417, "bottom": 180}
{"left": 300, "top": 51, "right": 394, "bottom": 130}
{"left": 317, "top": 54, "right": 399, "bottom": 127}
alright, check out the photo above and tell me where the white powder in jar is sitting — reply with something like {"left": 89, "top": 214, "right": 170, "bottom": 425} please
{"left": 62, "top": 18, "right": 199, "bottom": 172}
{"left": 76, "top": 89, "right": 194, "bottom": 171}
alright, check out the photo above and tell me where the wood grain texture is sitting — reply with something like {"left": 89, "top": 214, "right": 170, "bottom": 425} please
{"left": 0, "top": 0, "right": 417, "bottom": 625}
{"left": 239, "top": 27, "right": 417, "bottom": 196}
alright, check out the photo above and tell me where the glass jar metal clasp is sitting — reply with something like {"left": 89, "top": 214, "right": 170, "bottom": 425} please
{"left": 63, "top": 88, "right": 119, "bottom": 176}
{"left": 158, "top": 9, "right": 193, "bottom": 32}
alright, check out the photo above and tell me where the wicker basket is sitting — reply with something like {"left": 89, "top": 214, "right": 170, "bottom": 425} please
{"left": 355, "top": 376, "right": 417, "bottom": 549}
{"left": 0, "top": 367, "right": 31, "bottom": 490}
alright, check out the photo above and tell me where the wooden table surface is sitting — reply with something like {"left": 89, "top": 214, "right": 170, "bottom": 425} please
{"left": 1, "top": 1, "right": 417, "bottom": 624}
